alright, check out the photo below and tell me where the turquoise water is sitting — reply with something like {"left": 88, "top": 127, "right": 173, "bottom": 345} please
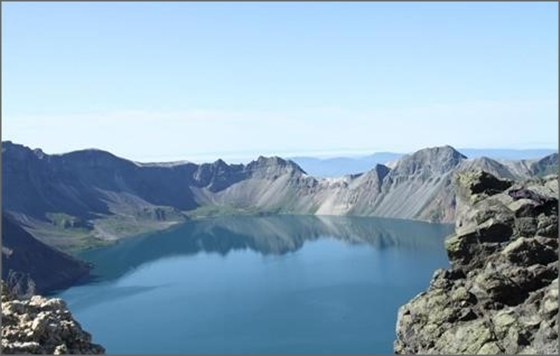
{"left": 57, "top": 215, "right": 453, "bottom": 354}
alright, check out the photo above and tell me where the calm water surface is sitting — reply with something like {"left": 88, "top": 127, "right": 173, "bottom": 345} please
{"left": 57, "top": 215, "right": 453, "bottom": 354}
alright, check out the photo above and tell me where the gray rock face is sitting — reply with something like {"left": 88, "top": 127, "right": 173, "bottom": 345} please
{"left": 1, "top": 281, "right": 105, "bottom": 354}
{"left": 394, "top": 171, "right": 558, "bottom": 354}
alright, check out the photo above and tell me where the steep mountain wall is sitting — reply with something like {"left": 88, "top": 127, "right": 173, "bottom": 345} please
{"left": 394, "top": 171, "right": 558, "bottom": 354}
{"left": 2, "top": 213, "right": 91, "bottom": 294}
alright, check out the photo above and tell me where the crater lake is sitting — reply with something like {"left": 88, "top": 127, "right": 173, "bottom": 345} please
{"left": 55, "top": 215, "right": 454, "bottom": 354}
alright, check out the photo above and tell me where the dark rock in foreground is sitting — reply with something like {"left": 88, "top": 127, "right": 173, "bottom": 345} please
{"left": 1, "top": 281, "right": 105, "bottom": 354}
{"left": 394, "top": 170, "right": 558, "bottom": 354}
{"left": 2, "top": 213, "right": 91, "bottom": 294}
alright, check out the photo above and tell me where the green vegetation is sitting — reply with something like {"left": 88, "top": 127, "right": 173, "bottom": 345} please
{"left": 93, "top": 215, "right": 184, "bottom": 238}
{"left": 40, "top": 205, "right": 301, "bottom": 253}
{"left": 131, "top": 206, "right": 186, "bottom": 221}
{"left": 39, "top": 210, "right": 189, "bottom": 253}
{"left": 46, "top": 213, "right": 92, "bottom": 230}
{"left": 185, "top": 205, "right": 278, "bottom": 219}
{"left": 29, "top": 224, "right": 107, "bottom": 254}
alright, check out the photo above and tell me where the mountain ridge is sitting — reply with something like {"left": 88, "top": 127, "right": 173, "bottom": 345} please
{"left": 2, "top": 141, "right": 557, "bottom": 250}
{"left": 289, "top": 148, "right": 557, "bottom": 177}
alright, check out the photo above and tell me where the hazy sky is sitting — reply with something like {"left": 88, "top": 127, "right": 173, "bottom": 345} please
{"left": 2, "top": 2, "right": 558, "bottom": 162}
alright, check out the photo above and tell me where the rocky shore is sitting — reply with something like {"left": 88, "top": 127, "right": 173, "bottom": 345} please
{"left": 395, "top": 171, "right": 558, "bottom": 354}
{"left": 1, "top": 281, "right": 105, "bottom": 354}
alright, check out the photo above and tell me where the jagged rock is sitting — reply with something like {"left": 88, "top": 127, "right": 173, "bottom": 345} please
{"left": 395, "top": 171, "right": 558, "bottom": 354}
{"left": 501, "top": 237, "right": 557, "bottom": 266}
{"left": 1, "top": 281, "right": 105, "bottom": 354}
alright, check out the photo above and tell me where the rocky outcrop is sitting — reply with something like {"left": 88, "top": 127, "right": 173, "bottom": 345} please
{"left": 1, "top": 281, "right": 105, "bottom": 354}
{"left": 394, "top": 171, "right": 558, "bottom": 354}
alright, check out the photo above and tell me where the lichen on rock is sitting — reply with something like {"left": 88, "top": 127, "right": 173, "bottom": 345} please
{"left": 394, "top": 171, "right": 558, "bottom": 354}
{"left": 1, "top": 281, "right": 105, "bottom": 354}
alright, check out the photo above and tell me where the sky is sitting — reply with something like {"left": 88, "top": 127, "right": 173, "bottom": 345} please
{"left": 2, "top": 2, "right": 558, "bottom": 163}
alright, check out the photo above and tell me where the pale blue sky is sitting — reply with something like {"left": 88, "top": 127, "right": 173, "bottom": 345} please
{"left": 2, "top": 2, "right": 558, "bottom": 162}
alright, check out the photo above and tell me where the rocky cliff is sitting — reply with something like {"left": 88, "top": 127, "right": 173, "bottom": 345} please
{"left": 394, "top": 171, "right": 558, "bottom": 354}
{"left": 1, "top": 281, "right": 105, "bottom": 354}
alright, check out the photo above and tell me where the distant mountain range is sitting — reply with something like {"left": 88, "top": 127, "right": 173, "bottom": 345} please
{"left": 3, "top": 141, "right": 557, "bottom": 246}
{"left": 1, "top": 141, "right": 557, "bottom": 292}
{"left": 289, "top": 148, "right": 558, "bottom": 177}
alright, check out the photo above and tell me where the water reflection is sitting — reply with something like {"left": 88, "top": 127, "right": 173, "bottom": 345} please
{"left": 80, "top": 215, "right": 453, "bottom": 282}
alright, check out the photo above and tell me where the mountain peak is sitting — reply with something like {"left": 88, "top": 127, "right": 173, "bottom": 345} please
{"left": 246, "top": 156, "right": 307, "bottom": 176}
{"left": 249, "top": 156, "right": 307, "bottom": 174}
{"left": 392, "top": 145, "right": 467, "bottom": 175}
{"left": 256, "top": 156, "right": 287, "bottom": 164}
{"left": 531, "top": 153, "right": 559, "bottom": 177}
{"left": 2, "top": 141, "right": 29, "bottom": 152}
{"left": 537, "top": 152, "right": 558, "bottom": 163}
{"left": 407, "top": 145, "right": 466, "bottom": 161}
{"left": 422, "top": 145, "right": 466, "bottom": 158}
{"left": 212, "top": 158, "right": 228, "bottom": 168}
{"left": 2, "top": 141, "right": 48, "bottom": 161}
